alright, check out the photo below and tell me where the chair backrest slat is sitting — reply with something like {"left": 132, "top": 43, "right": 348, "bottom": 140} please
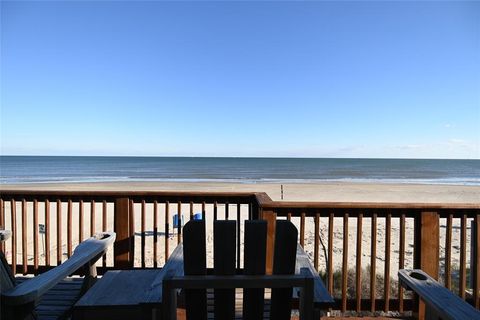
{"left": 270, "top": 220, "right": 298, "bottom": 320}
{"left": 183, "top": 220, "right": 207, "bottom": 320}
{"left": 213, "top": 220, "right": 236, "bottom": 319}
{"left": 243, "top": 220, "right": 267, "bottom": 320}
{"left": 182, "top": 219, "right": 298, "bottom": 320}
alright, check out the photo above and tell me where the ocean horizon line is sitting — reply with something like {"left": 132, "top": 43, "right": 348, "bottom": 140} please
{"left": 2, "top": 155, "right": 479, "bottom": 161}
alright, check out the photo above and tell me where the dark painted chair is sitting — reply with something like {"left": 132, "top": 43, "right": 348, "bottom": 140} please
{"left": 0, "top": 229, "right": 115, "bottom": 320}
{"left": 162, "top": 219, "right": 333, "bottom": 320}
{"left": 398, "top": 269, "right": 480, "bottom": 320}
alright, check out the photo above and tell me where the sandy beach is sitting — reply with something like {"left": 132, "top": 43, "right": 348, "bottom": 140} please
{"left": 2, "top": 181, "right": 479, "bottom": 297}
{"left": 3, "top": 180, "right": 479, "bottom": 202}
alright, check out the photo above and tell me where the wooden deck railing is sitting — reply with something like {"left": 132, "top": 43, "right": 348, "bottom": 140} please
{"left": 0, "top": 190, "right": 479, "bottom": 315}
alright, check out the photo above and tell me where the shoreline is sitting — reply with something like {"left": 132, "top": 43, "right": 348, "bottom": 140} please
{"left": 1, "top": 180, "right": 479, "bottom": 203}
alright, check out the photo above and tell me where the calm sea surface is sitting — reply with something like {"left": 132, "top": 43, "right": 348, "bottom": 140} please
{"left": 0, "top": 156, "right": 479, "bottom": 185}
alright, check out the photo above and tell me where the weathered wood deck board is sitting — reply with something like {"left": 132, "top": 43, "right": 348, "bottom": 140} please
{"left": 16, "top": 276, "right": 83, "bottom": 320}
{"left": 398, "top": 269, "right": 480, "bottom": 320}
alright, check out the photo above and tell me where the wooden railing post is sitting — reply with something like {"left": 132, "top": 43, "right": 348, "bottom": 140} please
{"left": 262, "top": 209, "right": 276, "bottom": 275}
{"left": 474, "top": 213, "right": 480, "bottom": 309}
{"left": 414, "top": 211, "right": 439, "bottom": 319}
{"left": 114, "top": 197, "right": 134, "bottom": 269}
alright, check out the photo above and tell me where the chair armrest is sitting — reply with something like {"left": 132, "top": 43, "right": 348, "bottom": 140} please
{"left": 295, "top": 244, "right": 334, "bottom": 308}
{"left": 398, "top": 269, "right": 480, "bottom": 320}
{"left": 2, "top": 232, "right": 115, "bottom": 306}
{"left": 143, "top": 243, "right": 184, "bottom": 304}
{"left": 0, "top": 229, "right": 11, "bottom": 241}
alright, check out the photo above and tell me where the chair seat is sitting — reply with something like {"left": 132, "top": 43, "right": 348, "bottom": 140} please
{"left": 16, "top": 276, "right": 84, "bottom": 320}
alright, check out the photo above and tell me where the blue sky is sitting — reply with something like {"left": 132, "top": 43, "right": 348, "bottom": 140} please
{"left": 1, "top": 1, "right": 479, "bottom": 159}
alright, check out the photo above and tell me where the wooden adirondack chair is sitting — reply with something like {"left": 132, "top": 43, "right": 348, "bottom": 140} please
{"left": 0, "top": 229, "right": 115, "bottom": 320}
{"left": 398, "top": 269, "right": 480, "bottom": 320}
{"left": 161, "top": 219, "right": 333, "bottom": 320}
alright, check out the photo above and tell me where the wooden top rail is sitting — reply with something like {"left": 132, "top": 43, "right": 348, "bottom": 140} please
{"left": 1, "top": 190, "right": 478, "bottom": 209}
{"left": 258, "top": 199, "right": 480, "bottom": 210}
{"left": 0, "top": 190, "right": 258, "bottom": 203}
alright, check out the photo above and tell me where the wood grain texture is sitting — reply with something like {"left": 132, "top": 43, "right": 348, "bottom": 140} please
{"left": 263, "top": 209, "right": 277, "bottom": 275}
{"left": 328, "top": 212, "right": 334, "bottom": 296}
{"left": 314, "top": 213, "right": 320, "bottom": 271}
{"left": 11, "top": 199, "right": 16, "bottom": 275}
{"left": 459, "top": 214, "right": 467, "bottom": 300}
{"left": 399, "top": 211, "right": 406, "bottom": 313}
{"left": 371, "top": 212, "right": 377, "bottom": 312}
{"left": 21, "top": 199, "right": 27, "bottom": 274}
{"left": 356, "top": 212, "right": 363, "bottom": 312}
{"left": 3, "top": 232, "right": 115, "bottom": 306}
{"left": 57, "top": 199, "right": 62, "bottom": 266}
{"left": 399, "top": 269, "right": 480, "bottom": 320}
{"left": 213, "top": 220, "right": 236, "bottom": 319}
{"left": 341, "top": 213, "right": 348, "bottom": 312}
{"left": 183, "top": 220, "right": 207, "bottom": 320}
{"left": 270, "top": 220, "right": 297, "bottom": 320}
{"left": 243, "top": 220, "right": 267, "bottom": 320}
{"left": 67, "top": 200, "right": 72, "bottom": 258}
{"left": 165, "top": 201, "right": 170, "bottom": 262}
{"left": 45, "top": 199, "right": 50, "bottom": 267}
{"left": 79, "top": 200, "right": 83, "bottom": 243}
{"left": 384, "top": 212, "right": 391, "bottom": 312}
{"left": 33, "top": 199, "right": 39, "bottom": 274}
{"left": 445, "top": 212, "right": 452, "bottom": 290}
{"left": 114, "top": 198, "right": 131, "bottom": 269}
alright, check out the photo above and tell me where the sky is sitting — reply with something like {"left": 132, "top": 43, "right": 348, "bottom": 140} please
{"left": 1, "top": 1, "right": 479, "bottom": 159}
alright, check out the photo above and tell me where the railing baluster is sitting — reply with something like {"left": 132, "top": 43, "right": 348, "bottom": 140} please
{"left": 21, "top": 199, "right": 27, "bottom": 274}
{"left": 141, "top": 200, "right": 146, "bottom": 268}
{"left": 129, "top": 200, "right": 135, "bottom": 267}
{"left": 225, "top": 201, "right": 229, "bottom": 220}
{"left": 474, "top": 213, "right": 480, "bottom": 309}
{"left": 328, "top": 212, "right": 334, "bottom": 295}
{"left": 177, "top": 201, "right": 182, "bottom": 245}
{"left": 154, "top": 200, "right": 158, "bottom": 268}
{"left": 190, "top": 201, "right": 193, "bottom": 220}
{"left": 102, "top": 200, "right": 107, "bottom": 267}
{"left": 214, "top": 201, "right": 218, "bottom": 221}
{"left": 201, "top": 201, "right": 206, "bottom": 222}
{"left": 399, "top": 211, "right": 406, "bottom": 313}
{"left": 33, "top": 199, "right": 38, "bottom": 274}
{"left": 445, "top": 212, "right": 452, "bottom": 290}
{"left": 314, "top": 213, "right": 320, "bottom": 271}
{"left": 371, "top": 212, "right": 377, "bottom": 312}
{"left": 56, "top": 199, "right": 62, "bottom": 266}
{"left": 300, "top": 212, "right": 305, "bottom": 247}
{"left": 237, "top": 203, "right": 241, "bottom": 269}
{"left": 90, "top": 200, "right": 95, "bottom": 236}
{"left": 356, "top": 211, "right": 363, "bottom": 312}
{"left": 0, "top": 199, "right": 4, "bottom": 253}
{"left": 460, "top": 214, "right": 467, "bottom": 299}
{"left": 342, "top": 212, "right": 349, "bottom": 312}
{"left": 67, "top": 200, "right": 72, "bottom": 258}
{"left": 165, "top": 201, "right": 170, "bottom": 262}
{"left": 45, "top": 199, "right": 50, "bottom": 266}
{"left": 10, "top": 199, "right": 17, "bottom": 274}
{"left": 287, "top": 212, "right": 292, "bottom": 221}
{"left": 384, "top": 212, "right": 391, "bottom": 312}
{"left": 79, "top": 200, "right": 84, "bottom": 242}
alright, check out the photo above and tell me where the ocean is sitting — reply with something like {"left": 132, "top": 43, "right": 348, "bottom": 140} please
{"left": 0, "top": 156, "right": 479, "bottom": 185}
